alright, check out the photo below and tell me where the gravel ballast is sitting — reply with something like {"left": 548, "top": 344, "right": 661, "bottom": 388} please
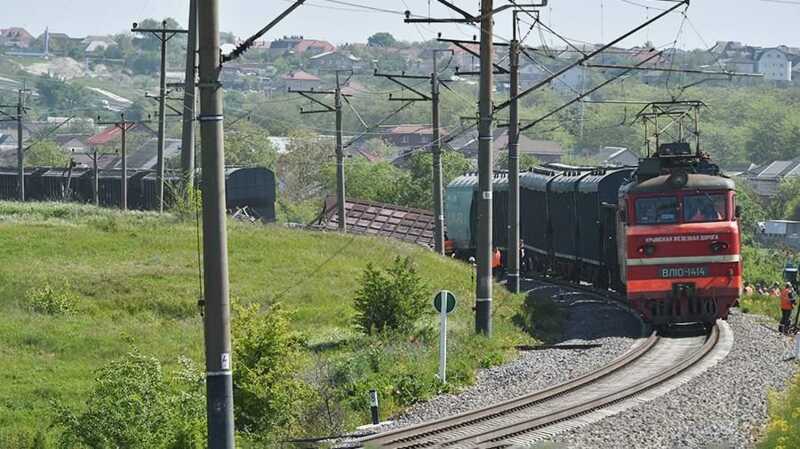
{"left": 548, "top": 310, "right": 798, "bottom": 449}
{"left": 378, "top": 282, "right": 643, "bottom": 430}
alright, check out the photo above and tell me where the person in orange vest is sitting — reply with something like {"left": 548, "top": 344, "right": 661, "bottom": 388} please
{"left": 492, "top": 246, "right": 502, "bottom": 278}
{"left": 779, "top": 282, "right": 796, "bottom": 334}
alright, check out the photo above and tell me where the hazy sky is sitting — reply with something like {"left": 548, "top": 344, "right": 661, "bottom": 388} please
{"left": 3, "top": 0, "right": 799, "bottom": 50}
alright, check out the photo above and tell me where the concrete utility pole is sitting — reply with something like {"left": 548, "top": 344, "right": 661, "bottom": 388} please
{"left": 507, "top": 11, "right": 522, "bottom": 294}
{"left": 198, "top": 0, "right": 235, "bottom": 445}
{"left": 476, "top": 0, "right": 495, "bottom": 336}
{"left": 431, "top": 53, "right": 445, "bottom": 255}
{"left": 289, "top": 70, "right": 352, "bottom": 232}
{"left": 373, "top": 49, "right": 452, "bottom": 254}
{"left": 181, "top": 0, "right": 198, "bottom": 192}
{"left": 132, "top": 20, "right": 187, "bottom": 213}
{"left": 334, "top": 72, "right": 346, "bottom": 232}
{"left": 97, "top": 113, "right": 137, "bottom": 210}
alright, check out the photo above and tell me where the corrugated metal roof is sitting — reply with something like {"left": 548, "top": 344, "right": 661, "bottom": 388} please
{"left": 317, "top": 196, "right": 438, "bottom": 248}
{"left": 758, "top": 160, "right": 795, "bottom": 178}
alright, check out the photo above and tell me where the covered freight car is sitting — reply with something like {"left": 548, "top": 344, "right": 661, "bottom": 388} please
{"left": 444, "top": 172, "right": 509, "bottom": 257}
{"left": 518, "top": 166, "right": 633, "bottom": 286}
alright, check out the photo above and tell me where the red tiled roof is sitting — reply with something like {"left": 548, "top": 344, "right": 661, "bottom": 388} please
{"left": 295, "top": 39, "right": 335, "bottom": 54}
{"left": 317, "top": 196, "right": 438, "bottom": 248}
{"left": 87, "top": 123, "right": 136, "bottom": 146}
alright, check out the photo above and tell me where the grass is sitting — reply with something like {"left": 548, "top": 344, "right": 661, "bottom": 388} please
{"left": 0, "top": 201, "right": 536, "bottom": 444}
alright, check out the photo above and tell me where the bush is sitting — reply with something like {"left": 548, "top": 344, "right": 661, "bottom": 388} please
{"left": 232, "top": 303, "right": 313, "bottom": 440}
{"left": 353, "top": 256, "right": 429, "bottom": 335}
{"left": 24, "top": 285, "right": 77, "bottom": 315}
{"left": 53, "top": 352, "right": 205, "bottom": 449}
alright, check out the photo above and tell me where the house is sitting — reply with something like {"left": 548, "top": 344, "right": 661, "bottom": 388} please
{"left": 281, "top": 70, "right": 322, "bottom": 91}
{"left": 552, "top": 65, "right": 589, "bottom": 95}
{"left": 0, "top": 27, "right": 35, "bottom": 48}
{"left": 269, "top": 35, "right": 335, "bottom": 56}
{"left": 82, "top": 35, "right": 116, "bottom": 53}
{"left": 106, "top": 137, "right": 182, "bottom": 170}
{"left": 744, "top": 158, "right": 800, "bottom": 197}
{"left": 382, "top": 124, "right": 446, "bottom": 149}
{"left": 307, "top": 51, "right": 362, "bottom": 72}
{"left": 449, "top": 129, "right": 564, "bottom": 163}
{"left": 756, "top": 48, "right": 793, "bottom": 82}
{"left": 53, "top": 133, "right": 91, "bottom": 153}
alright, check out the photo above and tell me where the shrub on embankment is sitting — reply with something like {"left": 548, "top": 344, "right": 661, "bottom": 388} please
{"left": 0, "top": 201, "right": 532, "bottom": 446}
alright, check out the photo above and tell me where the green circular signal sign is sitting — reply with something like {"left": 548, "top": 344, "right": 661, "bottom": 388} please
{"left": 434, "top": 290, "right": 456, "bottom": 314}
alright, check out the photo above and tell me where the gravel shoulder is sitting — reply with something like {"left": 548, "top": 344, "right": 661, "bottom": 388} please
{"left": 378, "top": 282, "right": 643, "bottom": 430}
{"left": 549, "top": 310, "right": 799, "bottom": 449}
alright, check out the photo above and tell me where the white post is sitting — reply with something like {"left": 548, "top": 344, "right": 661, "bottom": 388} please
{"left": 439, "top": 290, "right": 448, "bottom": 383}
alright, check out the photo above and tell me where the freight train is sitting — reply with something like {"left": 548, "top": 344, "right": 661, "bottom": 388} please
{"left": 0, "top": 166, "right": 277, "bottom": 221}
{"left": 446, "top": 112, "right": 741, "bottom": 326}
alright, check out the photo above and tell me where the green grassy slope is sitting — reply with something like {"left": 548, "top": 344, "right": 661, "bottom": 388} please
{"left": 0, "top": 202, "right": 529, "bottom": 441}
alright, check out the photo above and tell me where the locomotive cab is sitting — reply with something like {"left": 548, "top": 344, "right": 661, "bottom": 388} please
{"left": 619, "top": 156, "right": 741, "bottom": 326}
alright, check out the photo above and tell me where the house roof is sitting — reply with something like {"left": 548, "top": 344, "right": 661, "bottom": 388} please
{"left": 295, "top": 39, "right": 335, "bottom": 54}
{"left": 282, "top": 70, "right": 320, "bottom": 81}
{"left": 309, "top": 51, "right": 361, "bottom": 62}
{"left": 111, "top": 137, "right": 181, "bottom": 170}
{"left": 449, "top": 128, "right": 562, "bottom": 155}
{"left": 316, "top": 196, "right": 438, "bottom": 248}
{"left": 87, "top": 123, "right": 137, "bottom": 146}
{"left": 387, "top": 124, "right": 444, "bottom": 135}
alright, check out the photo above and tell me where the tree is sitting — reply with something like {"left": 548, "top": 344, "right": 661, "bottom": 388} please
{"left": 495, "top": 152, "right": 540, "bottom": 171}
{"left": 224, "top": 121, "right": 277, "bottom": 168}
{"left": 54, "top": 353, "right": 205, "bottom": 449}
{"left": 395, "top": 150, "right": 472, "bottom": 209}
{"left": 26, "top": 140, "right": 69, "bottom": 167}
{"left": 324, "top": 159, "right": 405, "bottom": 204}
{"left": 35, "top": 75, "right": 90, "bottom": 110}
{"left": 232, "top": 303, "right": 312, "bottom": 440}
{"left": 278, "top": 130, "right": 334, "bottom": 201}
{"left": 353, "top": 256, "right": 429, "bottom": 335}
{"left": 367, "top": 32, "right": 397, "bottom": 48}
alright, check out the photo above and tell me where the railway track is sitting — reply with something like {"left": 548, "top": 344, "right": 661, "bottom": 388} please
{"left": 357, "top": 323, "right": 722, "bottom": 449}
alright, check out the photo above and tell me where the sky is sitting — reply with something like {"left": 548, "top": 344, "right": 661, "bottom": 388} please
{"left": 2, "top": 0, "right": 799, "bottom": 50}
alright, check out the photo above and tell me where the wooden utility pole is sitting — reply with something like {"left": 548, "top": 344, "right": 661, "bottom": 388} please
{"left": 289, "top": 70, "right": 352, "bottom": 231}
{"left": 0, "top": 88, "right": 30, "bottom": 201}
{"left": 97, "top": 113, "right": 137, "bottom": 210}
{"left": 132, "top": 21, "right": 187, "bottom": 212}
{"left": 198, "top": 0, "right": 235, "bottom": 445}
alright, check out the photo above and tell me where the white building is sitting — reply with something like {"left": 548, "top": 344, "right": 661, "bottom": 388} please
{"left": 756, "top": 48, "right": 792, "bottom": 82}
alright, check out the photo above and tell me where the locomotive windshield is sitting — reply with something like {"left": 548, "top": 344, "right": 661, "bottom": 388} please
{"left": 684, "top": 194, "right": 727, "bottom": 222}
{"left": 635, "top": 196, "right": 678, "bottom": 224}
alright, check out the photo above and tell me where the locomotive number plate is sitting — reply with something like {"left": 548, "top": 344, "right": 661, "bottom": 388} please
{"left": 660, "top": 266, "right": 709, "bottom": 278}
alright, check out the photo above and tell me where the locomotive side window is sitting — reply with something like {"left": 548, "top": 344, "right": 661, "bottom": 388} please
{"left": 635, "top": 196, "right": 678, "bottom": 224}
{"left": 684, "top": 194, "right": 727, "bottom": 222}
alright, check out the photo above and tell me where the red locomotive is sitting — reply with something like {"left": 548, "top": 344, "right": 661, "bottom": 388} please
{"left": 445, "top": 101, "right": 741, "bottom": 325}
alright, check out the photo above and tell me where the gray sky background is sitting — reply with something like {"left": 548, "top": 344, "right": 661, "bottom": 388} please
{"left": 3, "top": 0, "right": 798, "bottom": 50}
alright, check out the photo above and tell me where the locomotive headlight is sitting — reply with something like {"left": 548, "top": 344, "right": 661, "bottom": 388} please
{"left": 638, "top": 244, "right": 656, "bottom": 256}
{"left": 710, "top": 241, "right": 729, "bottom": 253}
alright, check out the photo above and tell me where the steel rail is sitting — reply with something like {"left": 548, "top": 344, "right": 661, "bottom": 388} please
{"left": 441, "top": 324, "right": 720, "bottom": 449}
{"left": 360, "top": 331, "right": 659, "bottom": 448}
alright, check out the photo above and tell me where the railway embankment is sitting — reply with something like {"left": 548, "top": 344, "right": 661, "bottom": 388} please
{"left": 550, "top": 310, "right": 797, "bottom": 449}
{"left": 0, "top": 201, "right": 536, "bottom": 446}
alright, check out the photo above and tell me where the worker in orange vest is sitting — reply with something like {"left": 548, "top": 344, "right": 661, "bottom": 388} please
{"left": 779, "top": 282, "right": 796, "bottom": 334}
{"left": 492, "top": 246, "right": 502, "bottom": 278}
